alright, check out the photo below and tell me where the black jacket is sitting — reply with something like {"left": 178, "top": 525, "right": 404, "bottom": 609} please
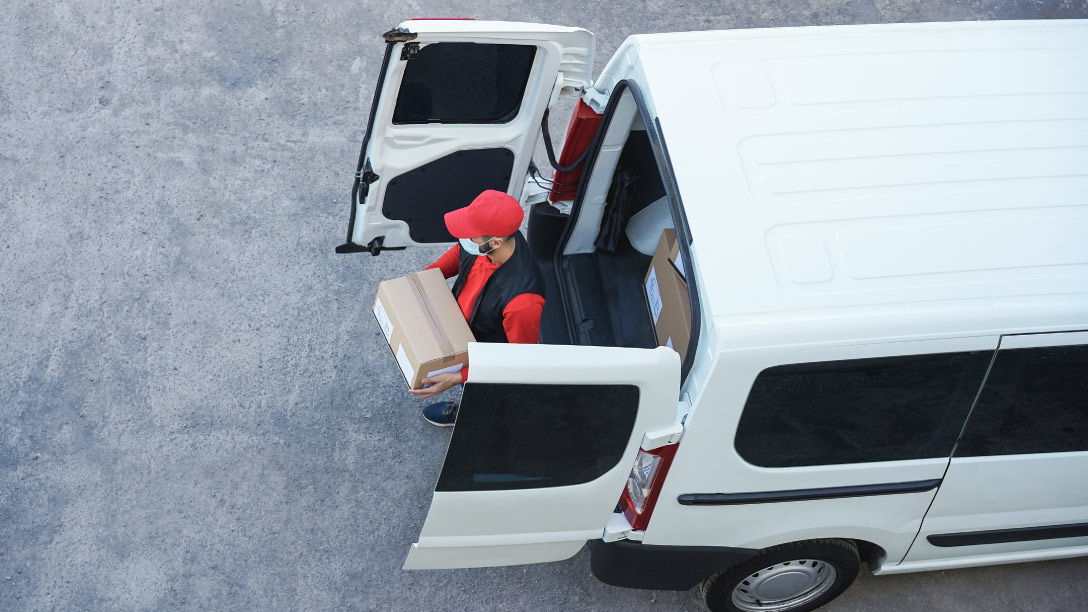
{"left": 451, "top": 231, "right": 545, "bottom": 343}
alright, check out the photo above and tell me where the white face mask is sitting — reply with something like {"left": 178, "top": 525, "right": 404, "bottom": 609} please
{"left": 459, "top": 237, "right": 496, "bottom": 256}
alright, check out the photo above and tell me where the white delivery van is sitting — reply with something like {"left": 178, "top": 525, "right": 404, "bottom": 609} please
{"left": 336, "top": 18, "right": 1088, "bottom": 612}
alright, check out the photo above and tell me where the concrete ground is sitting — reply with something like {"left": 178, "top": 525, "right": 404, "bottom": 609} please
{"left": 2, "top": 1, "right": 1087, "bottom": 610}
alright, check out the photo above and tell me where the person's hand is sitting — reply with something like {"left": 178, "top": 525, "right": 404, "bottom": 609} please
{"left": 408, "top": 372, "right": 463, "bottom": 399}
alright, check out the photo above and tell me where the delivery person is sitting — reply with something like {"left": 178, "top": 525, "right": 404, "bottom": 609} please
{"left": 408, "top": 190, "right": 546, "bottom": 427}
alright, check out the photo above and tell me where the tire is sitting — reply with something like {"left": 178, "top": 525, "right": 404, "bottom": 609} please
{"left": 699, "top": 539, "right": 860, "bottom": 612}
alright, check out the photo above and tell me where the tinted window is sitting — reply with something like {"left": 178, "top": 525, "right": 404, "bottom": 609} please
{"left": 957, "top": 343, "right": 1088, "bottom": 457}
{"left": 392, "top": 43, "right": 536, "bottom": 124}
{"left": 735, "top": 352, "right": 992, "bottom": 467}
{"left": 436, "top": 383, "right": 639, "bottom": 492}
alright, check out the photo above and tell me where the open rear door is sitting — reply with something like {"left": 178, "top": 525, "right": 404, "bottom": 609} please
{"left": 404, "top": 343, "right": 680, "bottom": 569}
{"left": 337, "top": 20, "right": 595, "bottom": 254}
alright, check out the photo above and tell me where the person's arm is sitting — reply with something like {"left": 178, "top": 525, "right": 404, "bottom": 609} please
{"left": 425, "top": 245, "right": 461, "bottom": 279}
{"left": 502, "top": 293, "right": 546, "bottom": 344}
{"left": 409, "top": 369, "right": 464, "bottom": 398}
{"left": 410, "top": 293, "right": 544, "bottom": 398}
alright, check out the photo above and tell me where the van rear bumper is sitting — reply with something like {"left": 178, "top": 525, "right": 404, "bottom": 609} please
{"left": 588, "top": 539, "right": 758, "bottom": 591}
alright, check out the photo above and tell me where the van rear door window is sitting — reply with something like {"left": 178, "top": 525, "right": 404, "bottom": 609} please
{"left": 392, "top": 42, "right": 536, "bottom": 124}
{"left": 734, "top": 352, "right": 992, "bottom": 467}
{"left": 436, "top": 383, "right": 640, "bottom": 491}
{"left": 956, "top": 344, "right": 1088, "bottom": 457}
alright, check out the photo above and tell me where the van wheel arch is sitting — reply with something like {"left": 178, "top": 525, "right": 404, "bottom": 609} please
{"left": 852, "top": 538, "right": 887, "bottom": 570}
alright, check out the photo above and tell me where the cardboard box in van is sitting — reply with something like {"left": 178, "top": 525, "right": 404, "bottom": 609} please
{"left": 644, "top": 228, "right": 691, "bottom": 358}
{"left": 373, "top": 268, "right": 475, "bottom": 390}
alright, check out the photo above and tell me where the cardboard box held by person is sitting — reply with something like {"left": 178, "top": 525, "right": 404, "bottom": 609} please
{"left": 373, "top": 268, "right": 475, "bottom": 390}
{"left": 644, "top": 228, "right": 692, "bottom": 358}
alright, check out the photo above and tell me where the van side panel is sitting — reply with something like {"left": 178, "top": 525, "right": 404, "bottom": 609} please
{"left": 889, "top": 453, "right": 1088, "bottom": 573}
{"left": 896, "top": 332, "right": 1088, "bottom": 573}
{"left": 644, "top": 335, "right": 1000, "bottom": 566}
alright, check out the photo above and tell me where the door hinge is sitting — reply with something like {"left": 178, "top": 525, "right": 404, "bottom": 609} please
{"left": 641, "top": 423, "right": 684, "bottom": 451}
{"left": 602, "top": 513, "right": 645, "bottom": 543}
{"left": 335, "top": 242, "right": 369, "bottom": 254}
{"left": 355, "top": 160, "right": 380, "bottom": 200}
{"left": 366, "top": 236, "right": 407, "bottom": 257}
{"left": 335, "top": 236, "right": 407, "bottom": 256}
{"left": 679, "top": 393, "right": 693, "bottom": 425}
{"left": 356, "top": 160, "right": 379, "bottom": 185}
{"left": 382, "top": 28, "right": 418, "bottom": 43}
{"left": 400, "top": 42, "right": 420, "bottom": 61}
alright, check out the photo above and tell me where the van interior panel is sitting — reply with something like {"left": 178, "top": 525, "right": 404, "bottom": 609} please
{"left": 382, "top": 147, "right": 515, "bottom": 242}
{"left": 563, "top": 91, "right": 642, "bottom": 255}
{"left": 537, "top": 115, "right": 670, "bottom": 350}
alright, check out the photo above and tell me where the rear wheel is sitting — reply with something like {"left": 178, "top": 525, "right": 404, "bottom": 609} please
{"left": 699, "top": 539, "right": 859, "bottom": 612}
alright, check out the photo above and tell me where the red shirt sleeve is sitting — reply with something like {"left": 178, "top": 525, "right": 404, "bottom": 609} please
{"left": 502, "top": 293, "right": 546, "bottom": 344}
{"left": 425, "top": 245, "right": 461, "bottom": 279}
{"left": 458, "top": 293, "right": 545, "bottom": 384}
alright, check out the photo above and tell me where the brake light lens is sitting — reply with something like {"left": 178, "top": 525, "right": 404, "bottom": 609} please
{"left": 625, "top": 452, "right": 661, "bottom": 514}
{"left": 619, "top": 443, "right": 679, "bottom": 531}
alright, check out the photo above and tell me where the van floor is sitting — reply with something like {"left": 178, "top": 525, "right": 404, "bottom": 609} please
{"left": 558, "top": 237, "right": 658, "bottom": 350}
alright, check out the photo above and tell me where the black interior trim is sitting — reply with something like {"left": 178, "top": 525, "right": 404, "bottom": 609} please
{"left": 678, "top": 479, "right": 942, "bottom": 506}
{"left": 927, "top": 522, "right": 1088, "bottom": 547}
{"left": 381, "top": 148, "right": 515, "bottom": 243}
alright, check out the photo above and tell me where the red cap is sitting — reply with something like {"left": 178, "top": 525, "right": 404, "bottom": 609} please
{"left": 443, "top": 190, "right": 524, "bottom": 239}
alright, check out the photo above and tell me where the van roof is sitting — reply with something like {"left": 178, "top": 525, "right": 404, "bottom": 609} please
{"left": 627, "top": 20, "right": 1088, "bottom": 348}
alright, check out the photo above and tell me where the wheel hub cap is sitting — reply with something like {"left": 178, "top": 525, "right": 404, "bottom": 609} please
{"left": 757, "top": 571, "right": 813, "bottom": 600}
{"left": 731, "top": 559, "right": 837, "bottom": 612}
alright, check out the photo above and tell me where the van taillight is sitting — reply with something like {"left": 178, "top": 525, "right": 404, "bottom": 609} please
{"left": 619, "top": 443, "right": 679, "bottom": 531}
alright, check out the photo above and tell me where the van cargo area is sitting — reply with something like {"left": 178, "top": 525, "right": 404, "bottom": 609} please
{"left": 532, "top": 128, "right": 673, "bottom": 350}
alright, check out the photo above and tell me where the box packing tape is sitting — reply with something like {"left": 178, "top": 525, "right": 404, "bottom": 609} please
{"left": 408, "top": 273, "right": 455, "bottom": 356}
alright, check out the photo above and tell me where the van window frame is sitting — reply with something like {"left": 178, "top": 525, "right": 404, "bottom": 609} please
{"left": 955, "top": 340, "right": 1088, "bottom": 457}
{"left": 733, "top": 350, "right": 994, "bottom": 468}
